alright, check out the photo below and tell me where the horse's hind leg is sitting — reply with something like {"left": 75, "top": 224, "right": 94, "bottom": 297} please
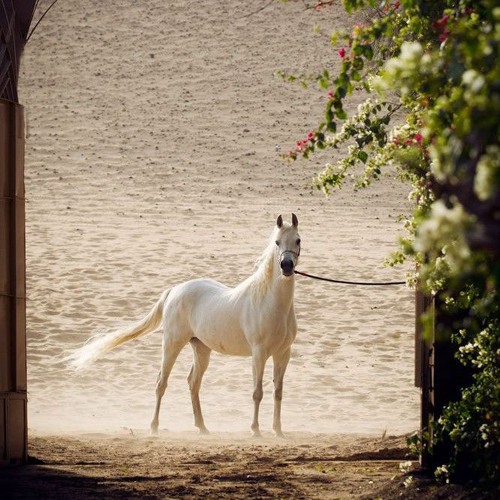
{"left": 150, "top": 339, "right": 184, "bottom": 435}
{"left": 188, "top": 338, "right": 211, "bottom": 434}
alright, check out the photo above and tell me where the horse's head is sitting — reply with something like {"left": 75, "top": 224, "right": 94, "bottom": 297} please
{"left": 275, "top": 214, "right": 300, "bottom": 277}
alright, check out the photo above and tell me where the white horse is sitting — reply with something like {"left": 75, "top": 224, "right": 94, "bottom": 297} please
{"left": 71, "top": 214, "right": 301, "bottom": 437}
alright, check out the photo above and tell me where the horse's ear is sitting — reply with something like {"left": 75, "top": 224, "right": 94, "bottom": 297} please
{"left": 292, "top": 213, "right": 298, "bottom": 227}
{"left": 277, "top": 215, "right": 283, "bottom": 228}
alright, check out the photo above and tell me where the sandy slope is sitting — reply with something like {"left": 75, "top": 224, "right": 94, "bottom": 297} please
{"left": 19, "top": 0, "right": 418, "bottom": 438}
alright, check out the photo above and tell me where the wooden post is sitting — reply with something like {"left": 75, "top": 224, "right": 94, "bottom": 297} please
{"left": 415, "top": 288, "right": 434, "bottom": 467}
{"left": 0, "top": 0, "right": 38, "bottom": 467}
{"left": 0, "top": 98, "right": 27, "bottom": 465}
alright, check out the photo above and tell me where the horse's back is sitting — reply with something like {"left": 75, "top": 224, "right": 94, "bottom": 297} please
{"left": 171, "top": 278, "right": 230, "bottom": 301}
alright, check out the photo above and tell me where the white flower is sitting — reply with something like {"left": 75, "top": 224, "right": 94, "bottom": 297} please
{"left": 462, "top": 69, "right": 485, "bottom": 94}
{"left": 400, "top": 42, "right": 424, "bottom": 63}
{"left": 474, "top": 145, "right": 500, "bottom": 201}
{"left": 435, "top": 465, "right": 450, "bottom": 484}
{"left": 399, "top": 461, "right": 413, "bottom": 473}
{"left": 480, "top": 424, "right": 489, "bottom": 442}
{"left": 403, "top": 476, "right": 414, "bottom": 488}
{"left": 459, "top": 342, "right": 475, "bottom": 354}
{"left": 414, "top": 200, "right": 472, "bottom": 269}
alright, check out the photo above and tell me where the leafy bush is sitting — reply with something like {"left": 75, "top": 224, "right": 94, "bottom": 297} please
{"left": 283, "top": 0, "right": 500, "bottom": 484}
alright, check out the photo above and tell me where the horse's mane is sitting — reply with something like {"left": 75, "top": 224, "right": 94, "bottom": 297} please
{"left": 230, "top": 227, "right": 280, "bottom": 302}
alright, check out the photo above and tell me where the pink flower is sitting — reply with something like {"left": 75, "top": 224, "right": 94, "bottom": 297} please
{"left": 433, "top": 15, "right": 448, "bottom": 31}
{"left": 414, "top": 133, "right": 423, "bottom": 144}
{"left": 327, "top": 90, "right": 335, "bottom": 100}
{"left": 338, "top": 47, "right": 346, "bottom": 59}
{"left": 439, "top": 30, "right": 450, "bottom": 43}
{"left": 307, "top": 132, "right": 315, "bottom": 141}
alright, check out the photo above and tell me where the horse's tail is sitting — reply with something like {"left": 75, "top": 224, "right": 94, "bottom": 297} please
{"left": 69, "top": 288, "right": 171, "bottom": 370}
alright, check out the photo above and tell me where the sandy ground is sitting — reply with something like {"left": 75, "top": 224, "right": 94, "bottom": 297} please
{"left": 3, "top": 433, "right": 494, "bottom": 499}
{"left": 3, "top": 432, "right": 420, "bottom": 499}
{"left": 20, "top": 0, "right": 418, "bottom": 439}
{"left": 11, "top": 0, "right": 432, "bottom": 497}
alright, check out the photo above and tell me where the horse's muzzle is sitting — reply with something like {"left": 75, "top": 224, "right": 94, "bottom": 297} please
{"left": 280, "top": 258, "right": 295, "bottom": 277}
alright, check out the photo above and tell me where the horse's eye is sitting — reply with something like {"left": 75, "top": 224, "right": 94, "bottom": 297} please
{"left": 296, "top": 239, "right": 301, "bottom": 246}
{"left": 275, "top": 240, "right": 280, "bottom": 246}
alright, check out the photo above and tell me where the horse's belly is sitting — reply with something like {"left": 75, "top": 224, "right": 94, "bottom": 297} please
{"left": 194, "top": 311, "right": 251, "bottom": 355}
{"left": 198, "top": 328, "right": 252, "bottom": 356}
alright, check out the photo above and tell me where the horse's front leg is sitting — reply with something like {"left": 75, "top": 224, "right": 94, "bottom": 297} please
{"left": 272, "top": 347, "right": 291, "bottom": 438}
{"left": 251, "top": 347, "right": 267, "bottom": 437}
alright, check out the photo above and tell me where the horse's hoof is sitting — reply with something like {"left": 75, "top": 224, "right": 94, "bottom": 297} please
{"left": 150, "top": 426, "right": 159, "bottom": 436}
{"left": 274, "top": 431, "right": 285, "bottom": 439}
{"left": 199, "top": 427, "right": 210, "bottom": 435}
{"left": 252, "top": 431, "right": 263, "bottom": 439}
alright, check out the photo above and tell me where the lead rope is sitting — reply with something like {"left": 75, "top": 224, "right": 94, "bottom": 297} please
{"left": 294, "top": 269, "right": 406, "bottom": 286}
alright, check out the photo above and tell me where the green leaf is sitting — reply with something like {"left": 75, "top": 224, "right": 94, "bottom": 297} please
{"left": 336, "top": 108, "right": 347, "bottom": 120}
{"left": 353, "top": 57, "right": 364, "bottom": 70}
{"left": 357, "top": 150, "right": 368, "bottom": 163}
{"left": 352, "top": 70, "right": 361, "bottom": 81}
{"left": 363, "top": 45, "right": 374, "bottom": 60}
{"left": 353, "top": 44, "right": 364, "bottom": 56}
{"left": 327, "top": 121, "right": 336, "bottom": 133}
{"left": 336, "top": 86, "right": 347, "bottom": 99}
{"left": 326, "top": 107, "right": 334, "bottom": 123}
{"left": 319, "top": 78, "right": 329, "bottom": 90}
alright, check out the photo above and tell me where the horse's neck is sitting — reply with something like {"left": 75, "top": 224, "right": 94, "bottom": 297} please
{"left": 270, "top": 273, "right": 295, "bottom": 311}
{"left": 253, "top": 248, "right": 295, "bottom": 310}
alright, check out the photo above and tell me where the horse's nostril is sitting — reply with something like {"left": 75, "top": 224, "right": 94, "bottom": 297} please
{"left": 281, "top": 260, "right": 293, "bottom": 271}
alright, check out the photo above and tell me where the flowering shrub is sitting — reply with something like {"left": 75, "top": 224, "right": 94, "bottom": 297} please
{"left": 434, "top": 286, "right": 500, "bottom": 483}
{"left": 282, "top": 0, "right": 500, "bottom": 485}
